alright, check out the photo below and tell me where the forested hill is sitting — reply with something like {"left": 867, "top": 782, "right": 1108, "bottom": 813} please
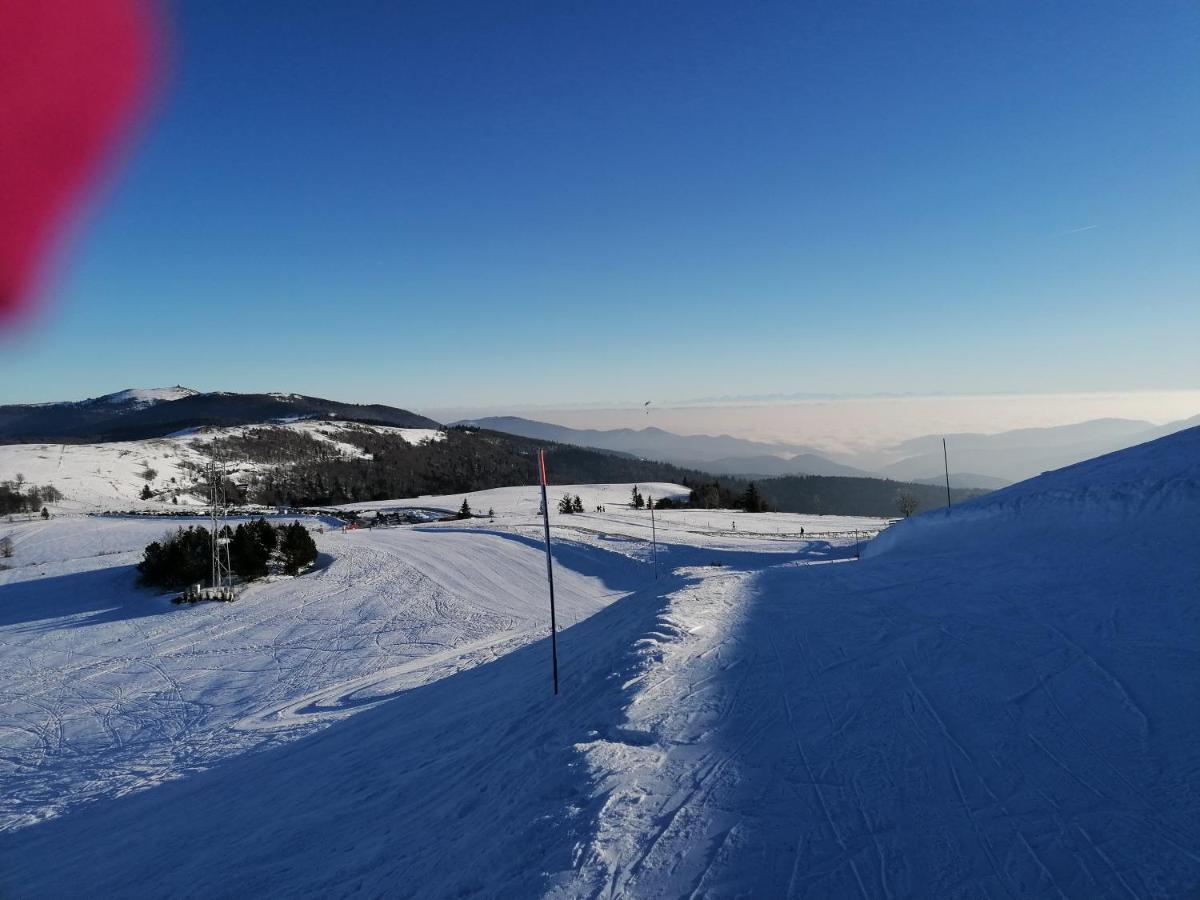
{"left": 0, "top": 390, "right": 438, "bottom": 444}
{"left": 754, "top": 475, "right": 983, "bottom": 519}
{"left": 228, "top": 424, "right": 985, "bottom": 517}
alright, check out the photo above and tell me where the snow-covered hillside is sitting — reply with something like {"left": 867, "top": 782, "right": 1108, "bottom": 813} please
{"left": 1, "top": 430, "right": 1195, "bottom": 897}
{"left": 0, "top": 421, "right": 444, "bottom": 511}
{"left": 865, "top": 423, "right": 1200, "bottom": 558}
{"left": 21, "top": 386, "right": 199, "bottom": 410}
{"left": 96, "top": 386, "right": 200, "bottom": 407}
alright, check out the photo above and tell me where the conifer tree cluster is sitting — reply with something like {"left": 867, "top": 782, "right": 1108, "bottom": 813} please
{"left": 138, "top": 527, "right": 212, "bottom": 588}
{"left": 138, "top": 519, "right": 318, "bottom": 589}
{"left": 229, "top": 518, "right": 277, "bottom": 579}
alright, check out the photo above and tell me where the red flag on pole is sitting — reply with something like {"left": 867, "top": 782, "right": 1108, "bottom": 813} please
{"left": 537, "top": 450, "right": 560, "bottom": 694}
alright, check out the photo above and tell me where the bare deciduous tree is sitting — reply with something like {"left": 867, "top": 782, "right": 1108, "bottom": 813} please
{"left": 895, "top": 489, "right": 920, "bottom": 518}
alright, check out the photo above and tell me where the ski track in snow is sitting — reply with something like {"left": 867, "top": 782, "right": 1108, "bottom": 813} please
{"left": 0, "top": 516, "right": 649, "bottom": 831}
{"left": 555, "top": 541, "right": 1199, "bottom": 899}
{"left": 0, "top": 506, "right": 860, "bottom": 837}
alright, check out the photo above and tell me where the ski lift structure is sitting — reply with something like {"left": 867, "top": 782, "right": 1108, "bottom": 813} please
{"left": 179, "top": 458, "right": 236, "bottom": 602}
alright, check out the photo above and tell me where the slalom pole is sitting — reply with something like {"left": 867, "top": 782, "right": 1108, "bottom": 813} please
{"left": 649, "top": 496, "right": 658, "bottom": 579}
{"left": 537, "top": 450, "right": 560, "bottom": 695}
{"left": 943, "top": 437, "right": 952, "bottom": 509}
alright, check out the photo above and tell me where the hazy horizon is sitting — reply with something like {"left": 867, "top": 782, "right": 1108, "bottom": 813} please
{"left": 430, "top": 389, "right": 1200, "bottom": 454}
{"left": 6, "top": 381, "right": 1197, "bottom": 456}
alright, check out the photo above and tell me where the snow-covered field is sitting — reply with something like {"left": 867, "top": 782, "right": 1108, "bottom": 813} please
{"left": 1, "top": 429, "right": 1197, "bottom": 897}
{"left": 339, "top": 482, "right": 887, "bottom": 540}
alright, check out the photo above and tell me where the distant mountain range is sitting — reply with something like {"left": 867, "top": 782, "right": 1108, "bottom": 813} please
{"left": 455, "top": 416, "right": 870, "bottom": 478}
{"left": 5, "top": 389, "right": 1195, "bottom": 494}
{"left": 856, "top": 415, "right": 1200, "bottom": 485}
{"left": 459, "top": 412, "right": 1200, "bottom": 489}
{"left": 0, "top": 388, "right": 438, "bottom": 444}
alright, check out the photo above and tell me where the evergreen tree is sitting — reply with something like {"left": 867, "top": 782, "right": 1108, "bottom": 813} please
{"left": 631, "top": 485, "right": 644, "bottom": 509}
{"left": 572, "top": 495, "right": 584, "bottom": 513}
{"left": 140, "top": 484, "right": 153, "bottom": 500}
{"left": 229, "top": 518, "right": 275, "bottom": 580}
{"left": 279, "top": 522, "right": 317, "bottom": 575}
{"left": 741, "top": 482, "right": 765, "bottom": 513}
{"left": 558, "top": 494, "right": 575, "bottom": 514}
{"left": 457, "top": 498, "right": 472, "bottom": 519}
{"left": 40, "top": 507, "right": 49, "bottom": 520}
{"left": 138, "top": 527, "right": 211, "bottom": 588}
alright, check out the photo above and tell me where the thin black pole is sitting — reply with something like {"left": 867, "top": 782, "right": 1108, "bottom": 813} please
{"left": 943, "top": 437, "right": 952, "bottom": 509}
{"left": 649, "top": 497, "right": 658, "bottom": 579}
{"left": 537, "top": 450, "right": 559, "bottom": 694}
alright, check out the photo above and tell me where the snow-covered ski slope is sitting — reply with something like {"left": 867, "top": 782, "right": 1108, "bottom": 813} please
{"left": 2, "top": 431, "right": 1197, "bottom": 897}
{"left": 0, "top": 494, "right": 877, "bottom": 829}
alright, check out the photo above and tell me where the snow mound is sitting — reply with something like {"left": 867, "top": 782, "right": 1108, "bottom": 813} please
{"left": 866, "top": 424, "right": 1200, "bottom": 558}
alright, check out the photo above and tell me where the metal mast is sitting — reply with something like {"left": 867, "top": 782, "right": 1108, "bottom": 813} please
{"left": 209, "top": 458, "right": 232, "bottom": 598}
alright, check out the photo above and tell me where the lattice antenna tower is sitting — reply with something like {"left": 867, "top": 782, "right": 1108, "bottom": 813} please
{"left": 208, "top": 457, "right": 232, "bottom": 594}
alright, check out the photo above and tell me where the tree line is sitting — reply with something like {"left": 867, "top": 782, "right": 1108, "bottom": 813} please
{"left": 178, "top": 424, "right": 987, "bottom": 518}
{"left": 1, "top": 478, "right": 62, "bottom": 515}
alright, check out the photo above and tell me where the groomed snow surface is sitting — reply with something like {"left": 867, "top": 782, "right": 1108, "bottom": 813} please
{"left": 2, "top": 430, "right": 1199, "bottom": 897}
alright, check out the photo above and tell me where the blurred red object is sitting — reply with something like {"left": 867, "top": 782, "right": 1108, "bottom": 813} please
{"left": 0, "top": 0, "right": 158, "bottom": 327}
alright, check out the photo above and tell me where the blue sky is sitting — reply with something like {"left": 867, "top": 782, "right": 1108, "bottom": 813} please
{"left": 2, "top": 0, "right": 1197, "bottom": 409}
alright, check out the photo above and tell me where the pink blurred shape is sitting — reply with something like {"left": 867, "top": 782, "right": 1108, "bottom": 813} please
{"left": 0, "top": 0, "right": 159, "bottom": 328}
